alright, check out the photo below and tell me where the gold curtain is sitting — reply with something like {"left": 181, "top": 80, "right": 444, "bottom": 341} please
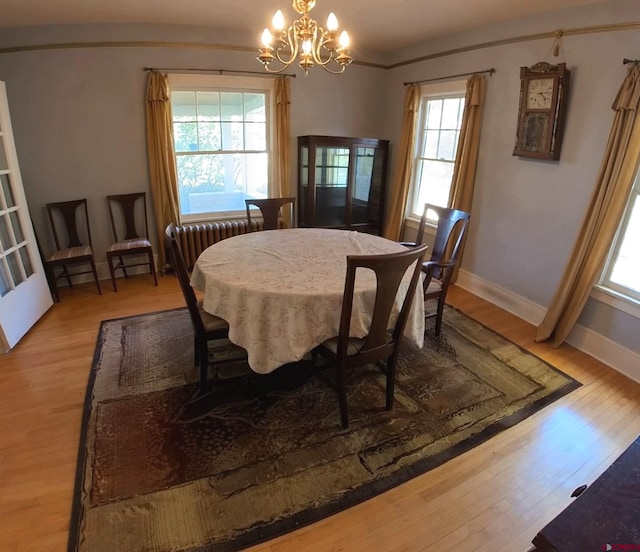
{"left": 536, "top": 65, "right": 640, "bottom": 346}
{"left": 383, "top": 84, "right": 420, "bottom": 241}
{"left": 448, "top": 74, "right": 487, "bottom": 281}
{"left": 274, "top": 77, "right": 293, "bottom": 226}
{"left": 145, "top": 71, "right": 180, "bottom": 269}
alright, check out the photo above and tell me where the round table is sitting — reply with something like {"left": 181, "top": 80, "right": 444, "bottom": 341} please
{"left": 190, "top": 228, "right": 425, "bottom": 373}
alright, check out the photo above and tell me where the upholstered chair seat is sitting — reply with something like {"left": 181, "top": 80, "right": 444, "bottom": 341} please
{"left": 108, "top": 238, "right": 152, "bottom": 252}
{"left": 48, "top": 245, "right": 93, "bottom": 262}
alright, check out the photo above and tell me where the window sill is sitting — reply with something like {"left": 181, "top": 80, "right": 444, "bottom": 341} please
{"left": 591, "top": 285, "right": 640, "bottom": 319}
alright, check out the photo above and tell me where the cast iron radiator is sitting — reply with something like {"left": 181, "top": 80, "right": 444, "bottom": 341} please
{"left": 173, "top": 219, "right": 263, "bottom": 271}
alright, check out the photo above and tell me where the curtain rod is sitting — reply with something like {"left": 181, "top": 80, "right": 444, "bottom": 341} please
{"left": 404, "top": 68, "right": 495, "bottom": 86}
{"left": 143, "top": 67, "right": 296, "bottom": 78}
{"left": 623, "top": 58, "right": 639, "bottom": 65}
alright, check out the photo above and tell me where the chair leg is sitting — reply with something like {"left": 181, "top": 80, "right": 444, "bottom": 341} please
{"left": 46, "top": 264, "right": 60, "bottom": 303}
{"left": 62, "top": 265, "right": 73, "bottom": 287}
{"left": 120, "top": 256, "right": 128, "bottom": 278}
{"left": 90, "top": 258, "right": 102, "bottom": 295}
{"left": 107, "top": 253, "right": 117, "bottom": 292}
{"left": 385, "top": 356, "right": 398, "bottom": 410}
{"left": 336, "top": 365, "right": 349, "bottom": 429}
{"left": 198, "top": 339, "right": 209, "bottom": 394}
{"left": 434, "top": 295, "right": 446, "bottom": 336}
{"left": 148, "top": 249, "right": 158, "bottom": 286}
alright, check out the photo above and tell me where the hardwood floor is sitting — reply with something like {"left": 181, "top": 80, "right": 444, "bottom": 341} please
{"left": 1, "top": 275, "right": 639, "bottom": 552}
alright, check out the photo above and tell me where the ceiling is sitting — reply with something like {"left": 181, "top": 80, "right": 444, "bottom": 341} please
{"left": 0, "top": 0, "right": 606, "bottom": 52}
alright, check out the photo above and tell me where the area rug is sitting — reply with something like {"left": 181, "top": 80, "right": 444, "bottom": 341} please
{"left": 68, "top": 306, "right": 580, "bottom": 552}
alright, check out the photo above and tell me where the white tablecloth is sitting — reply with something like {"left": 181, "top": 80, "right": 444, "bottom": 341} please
{"left": 190, "top": 228, "right": 425, "bottom": 373}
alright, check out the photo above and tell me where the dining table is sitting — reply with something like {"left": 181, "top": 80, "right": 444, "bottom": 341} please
{"left": 190, "top": 228, "right": 425, "bottom": 374}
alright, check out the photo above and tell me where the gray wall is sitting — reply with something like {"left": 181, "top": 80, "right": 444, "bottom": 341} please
{"left": 0, "top": 1, "right": 638, "bottom": 359}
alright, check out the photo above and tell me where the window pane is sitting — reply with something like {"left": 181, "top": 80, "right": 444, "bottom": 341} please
{"left": 197, "top": 92, "right": 220, "bottom": 121}
{"left": 608, "top": 194, "right": 640, "bottom": 293}
{"left": 198, "top": 122, "right": 221, "bottom": 151}
{"left": 441, "top": 98, "right": 462, "bottom": 128}
{"left": 221, "top": 92, "right": 243, "bottom": 120}
{"left": 423, "top": 130, "right": 439, "bottom": 159}
{"left": 174, "top": 122, "right": 199, "bottom": 152}
{"left": 414, "top": 159, "right": 454, "bottom": 215}
{"left": 245, "top": 122, "right": 266, "bottom": 150}
{"left": 437, "top": 130, "right": 458, "bottom": 161}
{"left": 426, "top": 100, "right": 443, "bottom": 129}
{"left": 177, "top": 153, "right": 267, "bottom": 215}
{"left": 221, "top": 122, "right": 244, "bottom": 150}
{"left": 244, "top": 94, "right": 266, "bottom": 122}
{"left": 171, "top": 91, "right": 197, "bottom": 121}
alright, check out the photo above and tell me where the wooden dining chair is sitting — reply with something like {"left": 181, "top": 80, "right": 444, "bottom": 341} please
{"left": 44, "top": 198, "right": 101, "bottom": 302}
{"left": 314, "top": 244, "right": 428, "bottom": 428}
{"left": 106, "top": 192, "right": 157, "bottom": 292}
{"left": 416, "top": 204, "right": 471, "bottom": 337}
{"left": 165, "top": 223, "right": 245, "bottom": 394}
{"left": 245, "top": 197, "right": 296, "bottom": 231}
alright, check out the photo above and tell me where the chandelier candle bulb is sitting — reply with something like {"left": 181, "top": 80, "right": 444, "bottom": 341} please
{"left": 256, "top": 0, "right": 352, "bottom": 75}
{"left": 326, "top": 12, "right": 338, "bottom": 31}
{"left": 272, "top": 10, "right": 285, "bottom": 30}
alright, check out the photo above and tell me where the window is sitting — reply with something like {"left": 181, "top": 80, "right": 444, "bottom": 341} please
{"left": 407, "top": 80, "right": 466, "bottom": 221}
{"left": 599, "top": 170, "right": 640, "bottom": 303}
{"left": 168, "top": 74, "right": 275, "bottom": 221}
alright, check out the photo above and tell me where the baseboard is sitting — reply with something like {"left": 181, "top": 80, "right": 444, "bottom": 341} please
{"left": 456, "top": 269, "right": 640, "bottom": 384}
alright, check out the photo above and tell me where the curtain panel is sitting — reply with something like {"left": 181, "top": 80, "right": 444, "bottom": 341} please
{"left": 274, "top": 77, "right": 292, "bottom": 226}
{"left": 448, "top": 74, "right": 487, "bottom": 281}
{"left": 536, "top": 65, "right": 640, "bottom": 346}
{"left": 383, "top": 84, "right": 420, "bottom": 241}
{"left": 145, "top": 71, "right": 180, "bottom": 270}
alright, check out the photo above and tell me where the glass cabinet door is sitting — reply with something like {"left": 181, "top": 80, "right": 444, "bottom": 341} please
{"left": 314, "top": 146, "right": 349, "bottom": 227}
{"left": 297, "top": 136, "right": 389, "bottom": 234}
{"left": 299, "top": 144, "right": 310, "bottom": 226}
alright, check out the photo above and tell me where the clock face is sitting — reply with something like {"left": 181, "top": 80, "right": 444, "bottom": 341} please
{"left": 526, "top": 78, "right": 554, "bottom": 109}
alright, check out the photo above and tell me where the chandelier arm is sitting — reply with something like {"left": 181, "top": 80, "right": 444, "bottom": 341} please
{"left": 273, "top": 27, "right": 299, "bottom": 66}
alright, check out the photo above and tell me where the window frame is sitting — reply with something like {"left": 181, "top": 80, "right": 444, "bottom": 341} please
{"left": 406, "top": 79, "right": 467, "bottom": 230}
{"left": 594, "top": 169, "right": 640, "bottom": 318}
{"left": 168, "top": 73, "right": 276, "bottom": 223}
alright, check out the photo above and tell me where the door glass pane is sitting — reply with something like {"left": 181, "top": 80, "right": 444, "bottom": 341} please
{"left": 1, "top": 174, "right": 15, "bottom": 208}
{"left": 0, "top": 139, "right": 8, "bottom": 171}
{"left": 19, "top": 245, "right": 34, "bottom": 278}
{"left": 9, "top": 211, "right": 24, "bottom": 243}
{"left": 0, "top": 214, "right": 12, "bottom": 250}
{"left": 6, "top": 250, "right": 23, "bottom": 286}
{"left": 0, "top": 261, "right": 10, "bottom": 296}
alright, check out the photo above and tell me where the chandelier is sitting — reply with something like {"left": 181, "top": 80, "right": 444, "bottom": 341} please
{"left": 257, "top": 0, "right": 352, "bottom": 75}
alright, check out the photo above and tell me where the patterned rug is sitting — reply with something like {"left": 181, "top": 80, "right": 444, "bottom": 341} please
{"left": 68, "top": 306, "right": 580, "bottom": 552}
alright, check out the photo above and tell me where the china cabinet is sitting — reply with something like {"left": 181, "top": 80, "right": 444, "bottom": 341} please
{"left": 297, "top": 135, "right": 389, "bottom": 234}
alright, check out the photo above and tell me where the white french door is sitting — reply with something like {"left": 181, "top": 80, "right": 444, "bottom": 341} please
{"left": 0, "top": 81, "right": 53, "bottom": 352}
